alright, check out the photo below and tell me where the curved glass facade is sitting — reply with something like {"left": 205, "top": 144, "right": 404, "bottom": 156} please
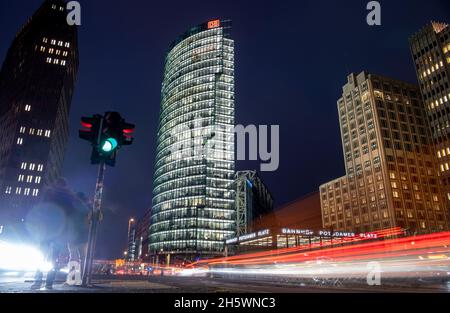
{"left": 150, "top": 20, "right": 235, "bottom": 258}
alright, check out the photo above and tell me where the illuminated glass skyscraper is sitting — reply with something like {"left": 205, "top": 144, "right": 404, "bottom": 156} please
{"left": 150, "top": 20, "right": 235, "bottom": 260}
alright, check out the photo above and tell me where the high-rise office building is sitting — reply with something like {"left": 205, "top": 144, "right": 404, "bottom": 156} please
{"left": 126, "top": 220, "right": 137, "bottom": 262}
{"left": 410, "top": 22, "right": 450, "bottom": 210}
{"left": 134, "top": 209, "right": 152, "bottom": 262}
{"left": 235, "top": 170, "right": 274, "bottom": 235}
{"left": 150, "top": 20, "right": 235, "bottom": 260}
{"left": 320, "top": 72, "right": 448, "bottom": 234}
{"left": 0, "top": 0, "right": 79, "bottom": 234}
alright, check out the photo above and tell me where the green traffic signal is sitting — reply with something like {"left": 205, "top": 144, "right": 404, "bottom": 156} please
{"left": 101, "top": 138, "right": 118, "bottom": 153}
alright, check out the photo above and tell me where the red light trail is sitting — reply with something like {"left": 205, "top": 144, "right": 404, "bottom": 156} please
{"left": 181, "top": 229, "right": 450, "bottom": 283}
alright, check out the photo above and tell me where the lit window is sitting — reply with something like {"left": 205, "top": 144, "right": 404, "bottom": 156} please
{"left": 438, "top": 151, "right": 442, "bottom": 158}
{"left": 53, "top": 59, "right": 59, "bottom": 65}
{"left": 43, "top": 37, "right": 48, "bottom": 43}
{"left": 441, "top": 164, "right": 445, "bottom": 172}
{"left": 19, "top": 126, "right": 26, "bottom": 133}
{"left": 56, "top": 50, "right": 61, "bottom": 55}
{"left": 18, "top": 175, "right": 24, "bottom": 182}
{"left": 32, "top": 189, "right": 39, "bottom": 197}
{"left": 5, "top": 186, "right": 12, "bottom": 194}
{"left": 29, "top": 128, "right": 35, "bottom": 135}
{"left": 25, "top": 105, "right": 31, "bottom": 112}
{"left": 44, "top": 130, "right": 51, "bottom": 138}
{"left": 49, "top": 48, "right": 54, "bottom": 54}
{"left": 17, "top": 138, "right": 23, "bottom": 145}
{"left": 29, "top": 163, "right": 36, "bottom": 171}
{"left": 391, "top": 182, "right": 397, "bottom": 189}
{"left": 393, "top": 191, "right": 399, "bottom": 198}
{"left": 27, "top": 175, "right": 33, "bottom": 183}
{"left": 37, "top": 164, "right": 44, "bottom": 172}
{"left": 24, "top": 188, "right": 30, "bottom": 196}
{"left": 37, "top": 129, "right": 43, "bottom": 136}
{"left": 58, "top": 41, "right": 63, "bottom": 46}
{"left": 60, "top": 60, "right": 66, "bottom": 66}
{"left": 52, "top": 4, "right": 56, "bottom": 9}
{"left": 389, "top": 172, "right": 396, "bottom": 179}
{"left": 433, "top": 195, "right": 439, "bottom": 202}
{"left": 59, "top": 6, "right": 64, "bottom": 11}
{"left": 40, "top": 46, "right": 45, "bottom": 52}
{"left": 35, "top": 176, "right": 41, "bottom": 184}
{"left": 63, "top": 51, "right": 68, "bottom": 57}
{"left": 51, "top": 39, "right": 56, "bottom": 45}
{"left": 46, "top": 57, "right": 52, "bottom": 63}
{"left": 16, "top": 187, "right": 22, "bottom": 195}
{"left": 21, "top": 162, "right": 27, "bottom": 170}
{"left": 65, "top": 42, "right": 70, "bottom": 48}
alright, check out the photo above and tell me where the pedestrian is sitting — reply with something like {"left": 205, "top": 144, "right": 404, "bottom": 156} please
{"left": 29, "top": 178, "right": 89, "bottom": 290}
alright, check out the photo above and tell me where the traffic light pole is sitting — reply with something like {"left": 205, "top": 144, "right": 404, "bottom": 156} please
{"left": 79, "top": 112, "right": 134, "bottom": 286}
{"left": 82, "top": 161, "right": 106, "bottom": 287}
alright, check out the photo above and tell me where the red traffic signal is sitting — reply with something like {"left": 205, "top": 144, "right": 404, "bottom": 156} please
{"left": 79, "top": 115, "right": 102, "bottom": 144}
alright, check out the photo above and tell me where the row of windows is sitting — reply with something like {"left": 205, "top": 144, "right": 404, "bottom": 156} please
{"left": 17, "top": 175, "right": 42, "bottom": 184}
{"left": 392, "top": 190, "right": 439, "bottom": 202}
{"left": 427, "top": 93, "right": 450, "bottom": 110}
{"left": 19, "top": 126, "right": 51, "bottom": 137}
{"left": 149, "top": 241, "right": 225, "bottom": 253}
{"left": 440, "top": 163, "right": 450, "bottom": 173}
{"left": 45, "top": 57, "right": 66, "bottom": 66}
{"left": 42, "top": 37, "right": 70, "bottom": 48}
{"left": 438, "top": 147, "right": 450, "bottom": 158}
{"left": 150, "top": 219, "right": 234, "bottom": 234}
{"left": 443, "top": 43, "right": 450, "bottom": 54}
{"left": 150, "top": 229, "right": 232, "bottom": 243}
{"left": 420, "top": 60, "right": 446, "bottom": 79}
{"left": 39, "top": 46, "right": 69, "bottom": 57}
{"left": 20, "top": 162, "right": 44, "bottom": 172}
{"left": 4, "top": 186, "right": 39, "bottom": 197}
{"left": 51, "top": 4, "right": 65, "bottom": 11}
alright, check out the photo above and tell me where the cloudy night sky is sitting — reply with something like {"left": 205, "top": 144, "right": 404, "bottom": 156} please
{"left": 1, "top": 0, "right": 449, "bottom": 259}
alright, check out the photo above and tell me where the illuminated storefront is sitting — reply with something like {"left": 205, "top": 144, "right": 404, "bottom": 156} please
{"left": 225, "top": 227, "right": 402, "bottom": 255}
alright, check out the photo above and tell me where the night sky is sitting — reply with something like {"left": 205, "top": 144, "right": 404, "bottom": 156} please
{"left": 1, "top": 0, "right": 449, "bottom": 259}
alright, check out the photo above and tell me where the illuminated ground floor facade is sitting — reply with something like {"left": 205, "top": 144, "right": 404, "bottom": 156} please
{"left": 224, "top": 226, "right": 403, "bottom": 256}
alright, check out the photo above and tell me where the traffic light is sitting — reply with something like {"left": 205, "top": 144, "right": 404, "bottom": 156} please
{"left": 79, "top": 115, "right": 102, "bottom": 144}
{"left": 100, "top": 138, "right": 118, "bottom": 152}
{"left": 79, "top": 112, "right": 135, "bottom": 166}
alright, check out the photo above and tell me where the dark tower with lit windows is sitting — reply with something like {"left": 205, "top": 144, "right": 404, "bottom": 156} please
{"left": 0, "top": 0, "right": 79, "bottom": 236}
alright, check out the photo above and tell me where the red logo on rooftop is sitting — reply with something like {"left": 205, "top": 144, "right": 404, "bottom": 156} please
{"left": 208, "top": 20, "right": 220, "bottom": 29}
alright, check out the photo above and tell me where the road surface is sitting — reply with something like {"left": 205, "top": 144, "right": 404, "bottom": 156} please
{"left": 0, "top": 274, "right": 448, "bottom": 293}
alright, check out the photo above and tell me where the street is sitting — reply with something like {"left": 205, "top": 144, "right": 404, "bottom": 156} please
{"left": 0, "top": 274, "right": 449, "bottom": 293}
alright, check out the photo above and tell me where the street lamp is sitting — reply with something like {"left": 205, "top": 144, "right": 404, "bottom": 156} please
{"left": 128, "top": 218, "right": 135, "bottom": 237}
